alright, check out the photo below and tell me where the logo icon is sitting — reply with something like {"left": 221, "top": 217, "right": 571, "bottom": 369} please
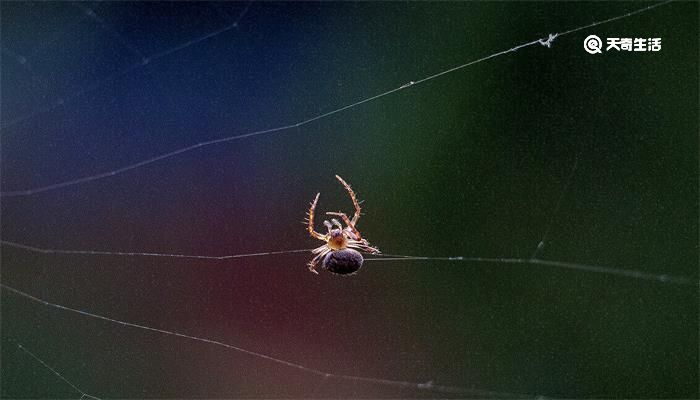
{"left": 584, "top": 35, "right": 603, "bottom": 54}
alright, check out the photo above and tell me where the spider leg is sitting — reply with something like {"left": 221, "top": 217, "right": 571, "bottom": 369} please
{"left": 327, "top": 211, "right": 362, "bottom": 240}
{"left": 348, "top": 239, "right": 381, "bottom": 255}
{"left": 308, "top": 245, "right": 332, "bottom": 274}
{"left": 335, "top": 175, "right": 362, "bottom": 225}
{"left": 306, "top": 193, "right": 326, "bottom": 241}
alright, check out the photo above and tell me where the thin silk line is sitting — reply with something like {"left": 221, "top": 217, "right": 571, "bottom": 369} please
{"left": 0, "top": 2, "right": 254, "bottom": 131}
{"left": 366, "top": 254, "right": 696, "bottom": 286}
{"left": 0, "top": 1, "right": 673, "bottom": 197}
{"left": 1, "top": 283, "right": 529, "bottom": 398}
{"left": 13, "top": 340, "right": 100, "bottom": 399}
{"left": 2, "top": 240, "right": 695, "bottom": 286}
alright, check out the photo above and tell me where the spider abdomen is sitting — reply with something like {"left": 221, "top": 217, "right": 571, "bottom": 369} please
{"left": 323, "top": 248, "right": 363, "bottom": 275}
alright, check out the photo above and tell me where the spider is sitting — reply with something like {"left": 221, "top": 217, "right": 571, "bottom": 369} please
{"left": 305, "top": 175, "right": 380, "bottom": 275}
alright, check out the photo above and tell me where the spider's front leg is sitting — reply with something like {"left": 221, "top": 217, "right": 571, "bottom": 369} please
{"left": 306, "top": 193, "right": 326, "bottom": 240}
{"left": 335, "top": 175, "right": 362, "bottom": 225}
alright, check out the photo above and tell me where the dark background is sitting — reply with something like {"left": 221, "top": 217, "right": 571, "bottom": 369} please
{"left": 1, "top": 1, "right": 697, "bottom": 398}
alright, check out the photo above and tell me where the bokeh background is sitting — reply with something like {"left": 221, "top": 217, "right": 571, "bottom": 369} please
{"left": 1, "top": 1, "right": 697, "bottom": 398}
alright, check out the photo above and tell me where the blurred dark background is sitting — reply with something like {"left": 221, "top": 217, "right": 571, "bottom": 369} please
{"left": 1, "top": 2, "right": 697, "bottom": 398}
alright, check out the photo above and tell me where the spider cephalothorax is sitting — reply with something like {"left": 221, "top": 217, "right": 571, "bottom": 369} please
{"left": 305, "top": 175, "right": 380, "bottom": 275}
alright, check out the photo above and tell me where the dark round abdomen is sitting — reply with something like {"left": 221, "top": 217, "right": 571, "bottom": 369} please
{"left": 323, "top": 249, "right": 364, "bottom": 275}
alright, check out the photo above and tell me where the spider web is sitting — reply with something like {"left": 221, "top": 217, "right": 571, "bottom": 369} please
{"left": 1, "top": 1, "right": 698, "bottom": 398}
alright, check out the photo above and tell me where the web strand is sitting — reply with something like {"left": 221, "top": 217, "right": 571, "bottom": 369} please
{"left": 12, "top": 340, "right": 101, "bottom": 400}
{"left": 27, "top": 3, "right": 107, "bottom": 59}
{"left": 531, "top": 156, "right": 580, "bottom": 259}
{"left": 2, "top": 240, "right": 695, "bottom": 286}
{"left": 367, "top": 255, "right": 696, "bottom": 287}
{"left": 0, "top": 2, "right": 252, "bottom": 131}
{"left": 73, "top": 3, "right": 147, "bottom": 62}
{"left": 0, "top": 283, "right": 528, "bottom": 398}
{"left": 0, "top": 240, "right": 312, "bottom": 260}
{"left": 0, "top": 1, "right": 674, "bottom": 197}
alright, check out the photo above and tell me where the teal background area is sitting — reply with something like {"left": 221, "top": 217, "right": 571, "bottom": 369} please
{"left": 1, "top": 2, "right": 697, "bottom": 398}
